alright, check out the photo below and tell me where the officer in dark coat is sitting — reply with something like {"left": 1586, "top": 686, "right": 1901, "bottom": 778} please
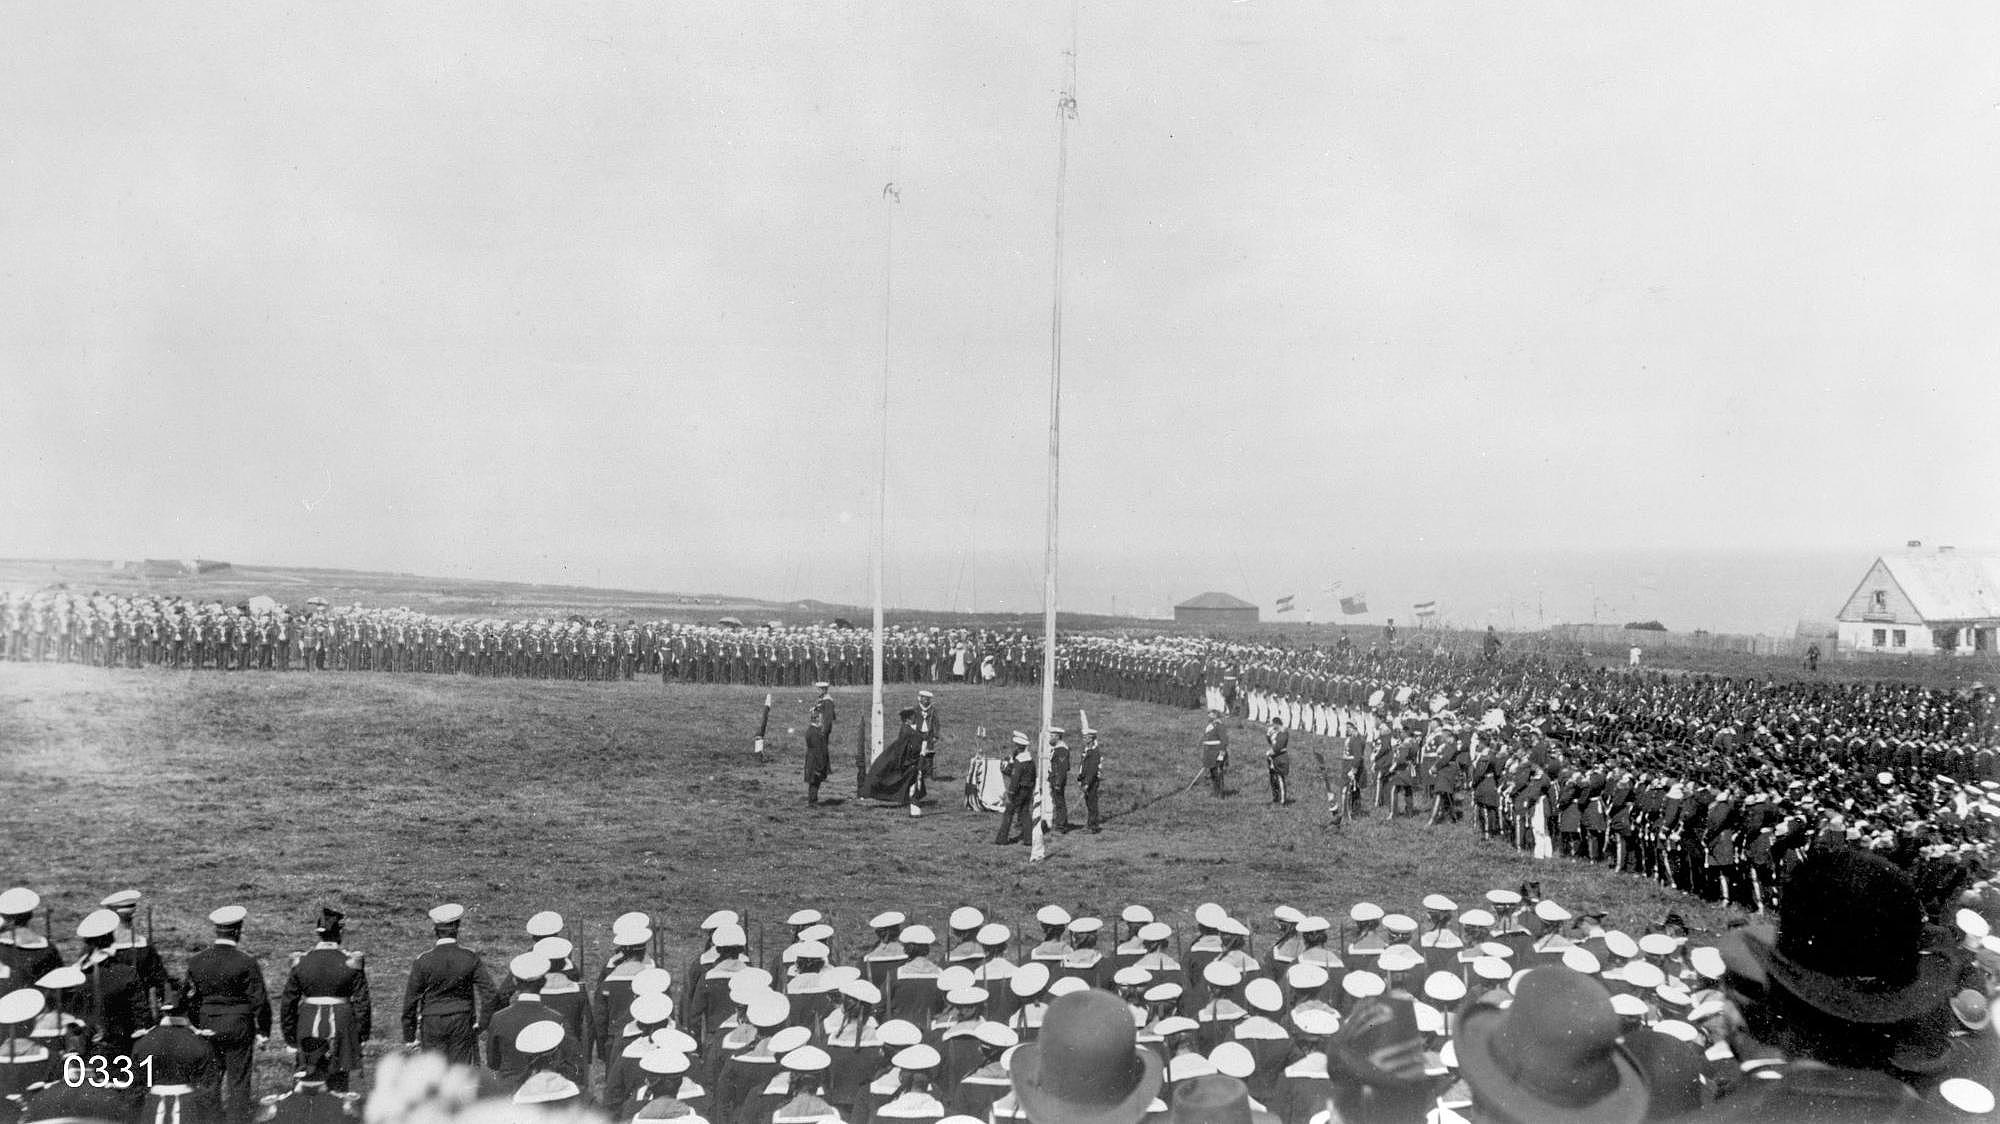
{"left": 279, "top": 907, "right": 372, "bottom": 1091}
{"left": 805, "top": 683, "right": 835, "bottom": 805}
{"left": 133, "top": 981, "right": 225, "bottom": 1124}
{"left": 1077, "top": 730, "right": 1104, "bottom": 833}
{"left": 399, "top": 904, "right": 494, "bottom": 1067}
{"left": 1047, "top": 728, "right": 1072, "bottom": 831}
{"left": 993, "top": 733, "right": 1037, "bottom": 846}
{"left": 1265, "top": 718, "right": 1292, "bottom": 805}
{"left": 185, "top": 906, "right": 273, "bottom": 1124}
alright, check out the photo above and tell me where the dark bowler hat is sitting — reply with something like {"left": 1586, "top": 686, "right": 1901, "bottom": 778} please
{"left": 1010, "top": 989, "right": 1163, "bottom": 1124}
{"left": 1168, "top": 1074, "right": 1277, "bottom": 1124}
{"left": 1722, "top": 848, "right": 1955, "bottom": 1024}
{"left": 1456, "top": 967, "right": 1647, "bottom": 1124}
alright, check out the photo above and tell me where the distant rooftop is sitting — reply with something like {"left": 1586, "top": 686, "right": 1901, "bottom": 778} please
{"left": 1878, "top": 549, "right": 2000, "bottom": 622}
{"left": 1176, "top": 591, "right": 1258, "bottom": 610}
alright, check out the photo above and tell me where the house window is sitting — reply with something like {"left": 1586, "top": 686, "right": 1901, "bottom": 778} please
{"left": 1892, "top": 629, "right": 1906, "bottom": 648}
{"left": 1872, "top": 590, "right": 1887, "bottom": 611}
{"left": 1872, "top": 629, "right": 1887, "bottom": 647}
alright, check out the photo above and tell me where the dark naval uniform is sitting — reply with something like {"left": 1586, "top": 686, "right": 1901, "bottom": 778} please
{"left": 185, "top": 939, "right": 273, "bottom": 1123}
{"left": 1077, "top": 737, "right": 1103, "bottom": 833}
{"left": 805, "top": 694, "right": 835, "bottom": 804}
{"left": 132, "top": 1014, "right": 225, "bottom": 1124}
{"left": 399, "top": 939, "right": 494, "bottom": 1067}
{"left": 279, "top": 944, "right": 372, "bottom": 1089}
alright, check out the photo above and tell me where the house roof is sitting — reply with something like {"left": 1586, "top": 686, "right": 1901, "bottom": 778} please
{"left": 1176, "top": 591, "right": 1258, "bottom": 611}
{"left": 1878, "top": 551, "right": 2000, "bottom": 622}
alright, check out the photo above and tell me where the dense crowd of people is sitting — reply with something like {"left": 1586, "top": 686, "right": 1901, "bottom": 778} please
{"left": 2, "top": 861, "right": 1997, "bottom": 1123}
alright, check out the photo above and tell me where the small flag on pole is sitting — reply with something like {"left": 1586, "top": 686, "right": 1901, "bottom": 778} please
{"left": 1275, "top": 594, "right": 1295, "bottom": 613}
{"left": 1339, "top": 596, "right": 1369, "bottom": 615}
{"left": 1413, "top": 601, "right": 1438, "bottom": 618}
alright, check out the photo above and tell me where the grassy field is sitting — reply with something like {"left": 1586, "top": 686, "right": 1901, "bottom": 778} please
{"left": 2, "top": 665, "right": 1733, "bottom": 1091}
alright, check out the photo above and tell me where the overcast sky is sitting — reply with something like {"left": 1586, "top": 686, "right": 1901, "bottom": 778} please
{"left": 5, "top": 2, "right": 1996, "bottom": 628}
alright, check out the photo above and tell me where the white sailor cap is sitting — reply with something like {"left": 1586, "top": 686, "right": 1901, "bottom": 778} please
{"left": 1412, "top": 1001, "right": 1447, "bottom": 1037}
{"left": 1603, "top": 932, "right": 1640, "bottom": 961}
{"left": 1621, "top": 961, "right": 1665, "bottom": 990}
{"left": 973, "top": 1021, "right": 1019, "bottom": 1048}
{"left": 1244, "top": 977, "right": 1284, "bottom": 1013}
{"left": 1533, "top": 901, "right": 1570, "bottom": 924}
{"left": 525, "top": 911, "right": 564, "bottom": 938}
{"left": 1049, "top": 976, "right": 1089, "bottom": 997}
{"left": 1011, "top": 962, "right": 1052, "bottom": 998}
{"left": 712, "top": 924, "right": 747, "bottom": 948}
{"left": 208, "top": 905, "right": 248, "bottom": 927}
{"left": 513, "top": 1071, "right": 580, "bottom": 1105}
{"left": 533, "top": 937, "right": 574, "bottom": 964}
{"left": 631, "top": 968, "right": 673, "bottom": 997}
{"left": 78, "top": 910, "right": 120, "bottom": 940}
{"left": 1458, "top": 910, "right": 1496, "bottom": 929}
{"left": 1209, "top": 1041, "right": 1256, "bottom": 1080}
{"left": 1296, "top": 916, "right": 1330, "bottom": 935}
{"left": 1153, "top": 1015, "right": 1199, "bottom": 1039}
{"left": 1195, "top": 903, "right": 1228, "bottom": 928}
{"left": 1561, "top": 949, "right": 1602, "bottom": 976}
{"left": 1638, "top": 933, "right": 1678, "bottom": 957}
{"left": 1652, "top": 1020, "right": 1699, "bottom": 1045}
{"left": 38, "top": 966, "right": 86, "bottom": 991}
{"left": 509, "top": 953, "right": 552, "bottom": 981}
{"left": 727, "top": 976, "right": 773, "bottom": 1005}
{"left": 1687, "top": 946, "right": 1726, "bottom": 981}
{"left": 893, "top": 1044, "right": 941, "bottom": 1070}
{"left": 1143, "top": 983, "right": 1183, "bottom": 1004}
{"left": 813, "top": 682, "right": 832, "bottom": 690}
{"left": 615, "top": 910, "right": 651, "bottom": 932}
{"left": 1609, "top": 993, "right": 1648, "bottom": 1018}
{"left": 899, "top": 925, "right": 936, "bottom": 944}
{"left": 1485, "top": 889, "right": 1521, "bottom": 907}
{"left": 1121, "top": 905, "right": 1154, "bottom": 925}
{"left": 516, "top": 1021, "right": 564, "bottom": 1055}
{"left": 747, "top": 992, "right": 793, "bottom": 1028}
{"left": 1938, "top": 1079, "right": 1995, "bottom": 1116}
{"left": 839, "top": 979, "right": 883, "bottom": 1005}
{"left": 1035, "top": 905, "right": 1072, "bottom": 927}
{"left": 944, "top": 986, "right": 990, "bottom": 1007}
{"left": 821, "top": 965, "right": 863, "bottom": 991}
{"left": 0, "top": 888, "right": 39, "bottom": 915}
{"left": 950, "top": 907, "right": 985, "bottom": 931}
{"left": 701, "top": 910, "right": 739, "bottom": 931}
{"left": 1349, "top": 903, "right": 1384, "bottom": 924}
{"left": 1382, "top": 914, "right": 1418, "bottom": 936}
{"left": 1068, "top": 917, "right": 1103, "bottom": 935}
{"left": 1202, "top": 961, "right": 1242, "bottom": 988}
{"left": 976, "top": 923, "right": 1011, "bottom": 947}
{"left": 1378, "top": 946, "right": 1424, "bottom": 973}
{"left": 651, "top": 1027, "right": 699, "bottom": 1053}
{"left": 877, "top": 1019, "right": 924, "bottom": 1047}
{"left": 1217, "top": 916, "right": 1250, "bottom": 938}
{"left": 617, "top": 926, "right": 656, "bottom": 948}
{"left": 784, "top": 1044, "right": 833, "bottom": 1073}
{"left": 1342, "top": 970, "right": 1385, "bottom": 999}
{"left": 1292, "top": 1007, "right": 1341, "bottom": 1036}
{"left": 871, "top": 911, "right": 907, "bottom": 929}
{"left": 918, "top": 690, "right": 935, "bottom": 699}
{"left": 428, "top": 904, "right": 464, "bottom": 925}
{"left": 936, "top": 967, "right": 976, "bottom": 993}
{"left": 101, "top": 890, "right": 143, "bottom": 910}
{"left": 1272, "top": 905, "right": 1305, "bottom": 925}
{"left": 1421, "top": 894, "right": 1457, "bottom": 913}
{"left": 1424, "top": 972, "right": 1466, "bottom": 1004}
{"left": 1286, "top": 962, "right": 1329, "bottom": 990}
{"left": 1011, "top": 732, "right": 1030, "bottom": 746}
{"left": 1112, "top": 967, "right": 1153, "bottom": 988}
{"left": 0, "top": 989, "right": 47, "bottom": 1025}
{"left": 1138, "top": 922, "right": 1172, "bottom": 943}
{"left": 784, "top": 940, "right": 830, "bottom": 963}
{"left": 786, "top": 909, "right": 824, "bottom": 928}
{"left": 796, "top": 922, "right": 831, "bottom": 943}
{"left": 1472, "top": 957, "right": 1511, "bottom": 982}
{"left": 631, "top": 993, "right": 674, "bottom": 1025}
{"left": 640, "top": 1050, "right": 691, "bottom": 1076}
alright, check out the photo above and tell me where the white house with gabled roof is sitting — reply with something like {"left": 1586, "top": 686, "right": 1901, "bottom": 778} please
{"left": 1835, "top": 544, "right": 2000, "bottom": 655}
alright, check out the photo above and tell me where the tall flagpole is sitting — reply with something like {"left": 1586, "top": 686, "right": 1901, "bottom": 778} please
{"left": 872, "top": 175, "right": 898, "bottom": 770}
{"left": 1031, "top": 23, "right": 1079, "bottom": 865}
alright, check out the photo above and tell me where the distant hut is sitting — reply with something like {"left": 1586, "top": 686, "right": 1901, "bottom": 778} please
{"left": 1173, "top": 591, "right": 1259, "bottom": 626}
